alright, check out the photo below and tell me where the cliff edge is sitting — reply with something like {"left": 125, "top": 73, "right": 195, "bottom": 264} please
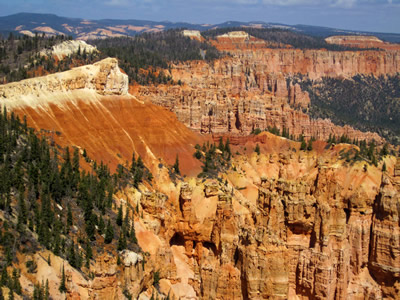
{"left": 0, "top": 57, "right": 128, "bottom": 109}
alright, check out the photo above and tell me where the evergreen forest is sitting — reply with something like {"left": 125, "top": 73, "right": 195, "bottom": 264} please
{"left": 0, "top": 107, "right": 151, "bottom": 298}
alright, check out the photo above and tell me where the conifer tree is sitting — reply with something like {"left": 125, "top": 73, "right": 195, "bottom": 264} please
{"left": 86, "top": 218, "right": 96, "bottom": 241}
{"left": 12, "top": 269, "right": 21, "bottom": 295}
{"left": 105, "top": 220, "right": 114, "bottom": 244}
{"left": 300, "top": 139, "right": 307, "bottom": 150}
{"left": 67, "top": 203, "right": 73, "bottom": 228}
{"left": 117, "top": 231, "right": 127, "bottom": 251}
{"left": 85, "top": 241, "right": 93, "bottom": 268}
{"left": 137, "top": 156, "right": 144, "bottom": 169}
{"left": 218, "top": 137, "right": 224, "bottom": 152}
{"left": 225, "top": 138, "right": 231, "bottom": 160}
{"left": 72, "top": 148, "right": 80, "bottom": 188}
{"left": 116, "top": 204, "right": 123, "bottom": 226}
{"left": 67, "top": 242, "right": 76, "bottom": 268}
{"left": 307, "top": 139, "right": 313, "bottom": 151}
{"left": 45, "top": 279, "right": 49, "bottom": 300}
{"left": 130, "top": 222, "right": 137, "bottom": 243}
{"left": 124, "top": 207, "right": 130, "bottom": 230}
{"left": 133, "top": 165, "right": 143, "bottom": 188}
{"left": 17, "top": 187, "right": 27, "bottom": 231}
{"left": 173, "top": 155, "right": 180, "bottom": 175}
{"left": 254, "top": 144, "right": 260, "bottom": 155}
{"left": 106, "top": 187, "right": 113, "bottom": 208}
{"left": 98, "top": 215, "right": 105, "bottom": 234}
{"left": 194, "top": 148, "right": 202, "bottom": 160}
{"left": 380, "top": 143, "right": 389, "bottom": 156}
{"left": 130, "top": 153, "right": 136, "bottom": 174}
{"left": 0, "top": 267, "right": 8, "bottom": 286}
{"left": 59, "top": 265, "right": 66, "bottom": 293}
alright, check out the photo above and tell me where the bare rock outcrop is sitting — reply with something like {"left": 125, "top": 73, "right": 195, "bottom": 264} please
{"left": 0, "top": 57, "right": 128, "bottom": 109}
{"left": 326, "top": 35, "right": 400, "bottom": 51}
{"left": 135, "top": 34, "right": 400, "bottom": 144}
{"left": 39, "top": 40, "right": 98, "bottom": 60}
{"left": 130, "top": 139, "right": 399, "bottom": 299}
{"left": 138, "top": 57, "right": 383, "bottom": 143}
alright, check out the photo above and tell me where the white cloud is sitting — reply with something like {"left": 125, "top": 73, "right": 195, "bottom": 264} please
{"left": 260, "top": 0, "right": 384, "bottom": 7}
{"left": 331, "top": 0, "right": 357, "bottom": 8}
{"left": 105, "top": 0, "right": 131, "bottom": 6}
{"left": 262, "top": 0, "right": 319, "bottom": 5}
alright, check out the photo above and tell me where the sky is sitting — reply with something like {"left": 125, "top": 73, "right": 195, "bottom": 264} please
{"left": 1, "top": 0, "right": 400, "bottom": 34}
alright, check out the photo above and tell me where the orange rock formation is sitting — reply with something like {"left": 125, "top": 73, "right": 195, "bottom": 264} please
{"left": 0, "top": 58, "right": 205, "bottom": 175}
{"left": 326, "top": 35, "right": 400, "bottom": 51}
{"left": 2, "top": 50, "right": 400, "bottom": 300}
{"left": 134, "top": 33, "right": 399, "bottom": 145}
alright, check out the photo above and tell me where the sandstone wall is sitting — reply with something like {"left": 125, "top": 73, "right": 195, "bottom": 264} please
{"left": 130, "top": 134, "right": 400, "bottom": 299}
{"left": 138, "top": 56, "right": 383, "bottom": 143}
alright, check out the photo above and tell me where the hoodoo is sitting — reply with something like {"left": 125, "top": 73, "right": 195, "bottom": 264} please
{"left": 0, "top": 18, "right": 400, "bottom": 300}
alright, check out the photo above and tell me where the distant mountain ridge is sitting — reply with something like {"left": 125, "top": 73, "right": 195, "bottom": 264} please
{"left": 1, "top": 12, "right": 400, "bottom": 42}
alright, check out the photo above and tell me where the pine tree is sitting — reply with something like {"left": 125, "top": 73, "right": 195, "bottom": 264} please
{"left": 98, "top": 215, "right": 105, "bottom": 234}
{"left": 33, "top": 283, "right": 41, "bottom": 300}
{"left": 225, "top": 138, "right": 231, "bottom": 160}
{"left": 130, "top": 222, "right": 137, "bottom": 243}
{"left": 380, "top": 143, "right": 389, "bottom": 156}
{"left": 117, "top": 231, "right": 127, "bottom": 251}
{"left": 307, "top": 139, "right": 313, "bottom": 151}
{"left": 300, "top": 139, "right": 307, "bottom": 150}
{"left": 17, "top": 187, "right": 27, "bottom": 231}
{"left": 382, "top": 162, "right": 387, "bottom": 172}
{"left": 106, "top": 187, "right": 113, "bottom": 208}
{"left": 137, "top": 156, "right": 144, "bottom": 169}
{"left": 105, "top": 220, "right": 114, "bottom": 244}
{"left": 218, "top": 137, "right": 224, "bottom": 152}
{"left": 72, "top": 148, "right": 80, "bottom": 188}
{"left": 59, "top": 265, "right": 67, "bottom": 293}
{"left": 133, "top": 167, "right": 143, "bottom": 188}
{"left": 254, "top": 144, "right": 260, "bottom": 155}
{"left": 124, "top": 207, "right": 130, "bottom": 230}
{"left": 67, "top": 242, "right": 76, "bottom": 268}
{"left": 12, "top": 269, "right": 21, "bottom": 295}
{"left": 85, "top": 241, "right": 93, "bottom": 268}
{"left": 67, "top": 203, "right": 73, "bottom": 228}
{"left": 85, "top": 218, "right": 96, "bottom": 241}
{"left": 1, "top": 266, "right": 9, "bottom": 286}
{"left": 327, "top": 133, "right": 332, "bottom": 143}
{"left": 116, "top": 204, "right": 123, "bottom": 226}
{"left": 45, "top": 279, "right": 49, "bottom": 300}
{"left": 194, "top": 149, "right": 202, "bottom": 159}
{"left": 173, "top": 155, "right": 180, "bottom": 175}
{"left": 130, "top": 152, "right": 136, "bottom": 174}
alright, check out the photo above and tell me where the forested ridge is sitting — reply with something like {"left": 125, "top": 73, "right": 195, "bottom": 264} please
{"left": 203, "top": 27, "right": 380, "bottom": 51}
{"left": 0, "top": 30, "right": 223, "bottom": 86}
{"left": 0, "top": 33, "right": 100, "bottom": 84}
{"left": 90, "top": 29, "right": 222, "bottom": 85}
{"left": 0, "top": 107, "right": 153, "bottom": 298}
{"left": 296, "top": 74, "right": 400, "bottom": 145}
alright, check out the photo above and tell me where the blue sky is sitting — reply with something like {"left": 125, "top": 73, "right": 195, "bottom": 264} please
{"left": 1, "top": 0, "right": 400, "bottom": 33}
